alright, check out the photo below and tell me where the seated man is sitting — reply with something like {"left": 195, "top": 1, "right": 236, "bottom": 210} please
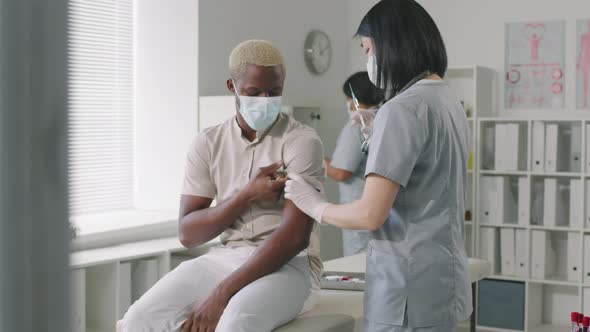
{"left": 117, "top": 39, "right": 325, "bottom": 332}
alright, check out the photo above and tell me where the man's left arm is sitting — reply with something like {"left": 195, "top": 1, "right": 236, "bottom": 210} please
{"left": 183, "top": 132, "right": 325, "bottom": 331}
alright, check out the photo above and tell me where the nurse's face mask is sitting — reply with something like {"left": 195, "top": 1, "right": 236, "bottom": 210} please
{"left": 366, "top": 54, "right": 383, "bottom": 89}
{"left": 362, "top": 37, "right": 383, "bottom": 89}
{"left": 232, "top": 80, "right": 282, "bottom": 131}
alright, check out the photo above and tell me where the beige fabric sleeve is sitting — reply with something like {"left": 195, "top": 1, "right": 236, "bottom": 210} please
{"left": 181, "top": 133, "right": 216, "bottom": 198}
{"left": 283, "top": 129, "right": 326, "bottom": 191}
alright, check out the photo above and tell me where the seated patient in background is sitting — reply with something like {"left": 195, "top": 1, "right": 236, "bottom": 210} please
{"left": 117, "top": 39, "right": 325, "bottom": 332}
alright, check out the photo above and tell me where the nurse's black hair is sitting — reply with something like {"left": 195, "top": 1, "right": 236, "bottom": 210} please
{"left": 342, "top": 71, "right": 384, "bottom": 106}
{"left": 356, "top": 0, "right": 447, "bottom": 97}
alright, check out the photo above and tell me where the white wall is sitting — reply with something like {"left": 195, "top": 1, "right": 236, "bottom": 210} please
{"left": 346, "top": 0, "right": 379, "bottom": 74}
{"left": 135, "top": 0, "right": 199, "bottom": 211}
{"left": 416, "top": 0, "right": 590, "bottom": 118}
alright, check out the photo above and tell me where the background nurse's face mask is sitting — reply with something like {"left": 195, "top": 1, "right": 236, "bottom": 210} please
{"left": 233, "top": 80, "right": 282, "bottom": 131}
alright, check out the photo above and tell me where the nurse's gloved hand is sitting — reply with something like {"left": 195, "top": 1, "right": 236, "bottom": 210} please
{"left": 284, "top": 172, "right": 330, "bottom": 223}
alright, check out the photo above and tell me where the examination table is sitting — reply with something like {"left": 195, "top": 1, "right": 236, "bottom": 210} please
{"left": 275, "top": 254, "right": 491, "bottom": 332}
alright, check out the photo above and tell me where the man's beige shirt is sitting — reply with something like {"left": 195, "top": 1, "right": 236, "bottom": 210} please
{"left": 182, "top": 112, "right": 325, "bottom": 279}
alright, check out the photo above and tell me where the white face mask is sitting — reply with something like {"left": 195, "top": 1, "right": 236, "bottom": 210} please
{"left": 366, "top": 55, "right": 382, "bottom": 88}
{"left": 232, "top": 80, "right": 282, "bottom": 131}
{"left": 346, "top": 101, "right": 354, "bottom": 114}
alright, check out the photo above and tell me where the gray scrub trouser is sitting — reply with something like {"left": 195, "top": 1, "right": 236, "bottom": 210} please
{"left": 363, "top": 319, "right": 457, "bottom": 332}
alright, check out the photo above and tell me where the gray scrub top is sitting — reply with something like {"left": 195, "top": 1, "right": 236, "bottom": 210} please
{"left": 331, "top": 121, "right": 367, "bottom": 204}
{"left": 363, "top": 80, "right": 472, "bottom": 328}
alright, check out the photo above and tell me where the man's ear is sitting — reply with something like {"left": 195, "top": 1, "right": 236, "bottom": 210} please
{"left": 226, "top": 79, "right": 236, "bottom": 94}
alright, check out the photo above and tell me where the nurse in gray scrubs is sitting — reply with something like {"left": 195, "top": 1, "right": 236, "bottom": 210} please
{"left": 326, "top": 72, "right": 384, "bottom": 256}
{"left": 285, "top": 1, "right": 472, "bottom": 331}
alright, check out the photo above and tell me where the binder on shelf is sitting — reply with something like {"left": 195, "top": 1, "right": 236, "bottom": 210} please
{"left": 543, "top": 178, "right": 558, "bottom": 227}
{"left": 584, "top": 288, "right": 590, "bottom": 316}
{"left": 543, "top": 178, "right": 567, "bottom": 227}
{"left": 505, "top": 124, "right": 521, "bottom": 171}
{"left": 531, "top": 230, "right": 556, "bottom": 279}
{"left": 584, "top": 235, "right": 590, "bottom": 284}
{"left": 586, "top": 124, "right": 590, "bottom": 172}
{"left": 482, "top": 126, "right": 496, "bottom": 170}
{"left": 517, "top": 177, "right": 530, "bottom": 226}
{"left": 566, "top": 233, "right": 581, "bottom": 282}
{"left": 532, "top": 121, "right": 545, "bottom": 172}
{"left": 587, "top": 180, "right": 590, "bottom": 229}
{"left": 544, "top": 124, "right": 559, "bottom": 172}
{"left": 500, "top": 228, "right": 516, "bottom": 276}
{"left": 479, "top": 176, "right": 496, "bottom": 224}
{"left": 480, "top": 227, "right": 499, "bottom": 274}
{"left": 515, "top": 229, "right": 529, "bottom": 278}
{"left": 570, "top": 125, "right": 582, "bottom": 172}
{"left": 494, "top": 177, "right": 517, "bottom": 225}
{"left": 494, "top": 124, "right": 507, "bottom": 171}
{"left": 569, "top": 179, "right": 583, "bottom": 229}
{"left": 530, "top": 180, "right": 545, "bottom": 225}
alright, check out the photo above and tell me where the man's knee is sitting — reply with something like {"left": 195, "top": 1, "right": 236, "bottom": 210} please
{"left": 216, "top": 299, "right": 275, "bottom": 332}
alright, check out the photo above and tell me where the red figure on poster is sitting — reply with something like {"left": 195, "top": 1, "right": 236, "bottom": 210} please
{"left": 525, "top": 24, "right": 544, "bottom": 62}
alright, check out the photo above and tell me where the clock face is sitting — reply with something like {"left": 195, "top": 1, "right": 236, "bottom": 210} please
{"left": 304, "top": 30, "right": 332, "bottom": 75}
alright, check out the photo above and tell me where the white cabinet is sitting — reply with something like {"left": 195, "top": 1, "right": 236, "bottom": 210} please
{"left": 198, "top": 96, "right": 235, "bottom": 131}
{"left": 477, "top": 118, "right": 590, "bottom": 331}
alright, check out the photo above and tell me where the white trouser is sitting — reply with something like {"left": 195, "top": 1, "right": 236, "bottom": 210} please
{"left": 117, "top": 246, "right": 319, "bottom": 332}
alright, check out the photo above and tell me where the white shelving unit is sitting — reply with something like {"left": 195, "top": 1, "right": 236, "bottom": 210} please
{"left": 69, "top": 237, "right": 219, "bottom": 332}
{"left": 475, "top": 118, "right": 590, "bottom": 331}
{"left": 445, "top": 66, "right": 496, "bottom": 258}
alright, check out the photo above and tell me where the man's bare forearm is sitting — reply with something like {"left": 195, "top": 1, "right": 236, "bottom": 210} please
{"left": 178, "top": 190, "right": 252, "bottom": 248}
{"left": 215, "top": 202, "right": 313, "bottom": 300}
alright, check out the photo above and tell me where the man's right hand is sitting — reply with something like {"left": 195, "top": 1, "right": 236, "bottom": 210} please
{"left": 244, "top": 162, "right": 288, "bottom": 203}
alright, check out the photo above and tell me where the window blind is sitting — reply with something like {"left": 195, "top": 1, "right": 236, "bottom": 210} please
{"left": 67, "top": 0, "right": 134, "bottom": 216}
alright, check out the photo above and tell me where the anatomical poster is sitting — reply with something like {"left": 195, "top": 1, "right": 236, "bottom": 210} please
{"left": 505, "top": 21, "right": 565, "bottom": 109}
{"left": 577, "top": 20, "right": 590, "bottom": 109}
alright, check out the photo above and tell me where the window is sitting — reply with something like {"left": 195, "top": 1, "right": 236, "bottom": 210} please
{"left": 67, "top": 0, "right": 135, "bottom": 216}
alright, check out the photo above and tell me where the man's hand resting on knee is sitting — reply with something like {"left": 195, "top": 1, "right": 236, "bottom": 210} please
{"left": 182, "top": 287, "right": 230, "bottom": 332}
